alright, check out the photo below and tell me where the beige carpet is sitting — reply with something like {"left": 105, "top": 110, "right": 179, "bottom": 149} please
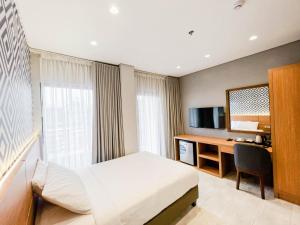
{"left": 175, "top": 171, "right": 300, "bottom": 225}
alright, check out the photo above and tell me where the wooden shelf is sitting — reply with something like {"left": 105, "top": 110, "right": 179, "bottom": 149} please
{"left": 175, "top": 134, "right": 272, "bottom": 179}
{"left": 199, "top": 152, "right": 219, "bottom": 162}
{"left": 199, "top": 165, "right": 220, "bottom": 177}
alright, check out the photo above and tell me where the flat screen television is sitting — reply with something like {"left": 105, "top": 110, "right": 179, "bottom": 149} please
{"left": 189, "top": 107, "right": 225, "bottom": 129}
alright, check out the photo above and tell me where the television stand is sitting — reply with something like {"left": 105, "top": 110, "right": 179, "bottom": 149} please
{"left": 174, "top": 134, "right": 272, "bottom": 177}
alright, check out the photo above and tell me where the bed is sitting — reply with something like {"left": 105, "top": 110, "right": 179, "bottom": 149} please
{"left": 36, "top": 152, "right": 199, "bottom": 225}
{"left": 0, "top": 135, "right": 199, "bottom": 225}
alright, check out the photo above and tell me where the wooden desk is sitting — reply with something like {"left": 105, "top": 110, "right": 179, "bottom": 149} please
{"left": 174, "top": 134, "right": 272, "bottom": 177}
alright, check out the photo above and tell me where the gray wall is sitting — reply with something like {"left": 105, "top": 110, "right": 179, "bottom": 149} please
{"left": 180, "top": 40, "right": 300, "bottom": 139}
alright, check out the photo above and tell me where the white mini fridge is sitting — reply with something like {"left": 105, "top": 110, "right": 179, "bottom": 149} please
{"left": 179, "top": 140, "right": 196, "bottom": 166}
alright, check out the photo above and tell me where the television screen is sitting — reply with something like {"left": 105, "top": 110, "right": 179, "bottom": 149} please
{"left": 189, "top": 107, "right": 225, "bottom": 129}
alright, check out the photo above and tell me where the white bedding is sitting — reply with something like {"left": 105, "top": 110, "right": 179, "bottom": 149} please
{"left": 35, "top": 202, "right": 95, "bottom": 225}
{"left": 231, "top": 120, "right": 263, "bottom": 132}
{"left": 36, "top": 152, "right": 199, "bottom": 225}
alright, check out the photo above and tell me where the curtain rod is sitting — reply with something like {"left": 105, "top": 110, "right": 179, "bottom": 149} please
{"left": 134, "top": 69, "right": 168, "bottom": 77}
{"left": 30, "top": 48, "right": 178, "bottom": 77}
{"left": 30, "top": 48, "right": 119, "bottom": 67}
{"left": 134, "top": 69, "right": 181, "bottom": 79}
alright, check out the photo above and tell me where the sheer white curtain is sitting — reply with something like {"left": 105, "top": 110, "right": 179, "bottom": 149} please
{"left": 135, "top": 71, "right": 167, "bottom": 156}
{"left": 41, "top": 54, "right": 93, "bottom": 169}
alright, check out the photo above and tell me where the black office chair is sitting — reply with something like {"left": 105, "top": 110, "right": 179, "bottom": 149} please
{"left": 234, "top": 143, "right": 272, "bottom": 199}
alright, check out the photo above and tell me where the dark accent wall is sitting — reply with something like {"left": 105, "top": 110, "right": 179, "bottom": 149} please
{"left": 0, "top": 0, "right": 32, "bottom": 177}
{"left": 180, "top": 40, "right": 300, "bottom": 138}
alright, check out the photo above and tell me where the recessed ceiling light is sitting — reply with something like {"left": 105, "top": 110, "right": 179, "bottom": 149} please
{"left": 110, "top": 6, "right": 119, "bottom": 15}
{"left": 90, "top": 41, "right": 98, "bottom": 46}
{"left": 249, "top": 35, "right": 258, "bottom": 41}
{"left": 204, "top": 54, "right": 211, "bottom": 58}
{"left": 176, "top": 65, "right": 181, "bottom": 69}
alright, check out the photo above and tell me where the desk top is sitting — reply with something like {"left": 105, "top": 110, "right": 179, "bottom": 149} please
{"left": 174, "top": 134, "right": 272, "bottom": 153}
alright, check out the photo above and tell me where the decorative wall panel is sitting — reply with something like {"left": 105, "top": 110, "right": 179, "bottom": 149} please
{"left": 229, "top": 86, "right": 270, "bottom": 115}
{"left": 0, "top": 0, "right": 32, "bottom": 178}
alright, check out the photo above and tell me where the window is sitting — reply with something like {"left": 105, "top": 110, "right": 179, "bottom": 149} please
{"left": 42, "top": 86, "right": 93, "bottom": 168}
{"left": 135, "top": 72, "right": 167, "bottom": 156}
{"left": 136, "top": 94, "right": 166, "bottom": 155}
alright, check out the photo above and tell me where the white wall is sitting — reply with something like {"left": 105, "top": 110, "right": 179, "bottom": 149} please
{"left": 30, "top": 53, "right": 42, "bottom": 132}
{"left": 120, "top": 64, "right": 138, "bottom": 155}
{"left": 30, "top": 53, "right": 45, "bottom": 159}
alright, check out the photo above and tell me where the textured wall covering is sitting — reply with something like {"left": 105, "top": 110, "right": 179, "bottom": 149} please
{"left": 229, "top": 86, "right": 270, "bottom": 115}
{"left": 0, "top": 0, "right": 32, "bottom": 177}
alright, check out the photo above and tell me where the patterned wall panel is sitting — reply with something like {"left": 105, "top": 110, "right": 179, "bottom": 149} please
{"left": 229, "top": 86, "right": 270, "bottom": 115}
{"left": 0, "top": 0, "right": 32, "bottom": 178}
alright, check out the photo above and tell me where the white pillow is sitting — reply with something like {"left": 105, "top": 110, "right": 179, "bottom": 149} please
{"left": 32, "top": 159, "right": 48, "bottom": 195}
{"left": 231, "top": 121, "right": 259, "bottom": 131}
{"left": 42, "top": 163, "right": 92, "bottom": 215}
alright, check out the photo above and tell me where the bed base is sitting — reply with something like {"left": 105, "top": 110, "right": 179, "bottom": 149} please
{"left": 145, "top": 185, "right": 198, "bottom": 225}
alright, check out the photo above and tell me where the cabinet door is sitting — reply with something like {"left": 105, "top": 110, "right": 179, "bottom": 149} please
{"left": 269, "top": 63, "right": 300, "bottom": 204}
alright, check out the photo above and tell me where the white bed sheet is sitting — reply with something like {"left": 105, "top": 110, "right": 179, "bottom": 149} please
{"left": 35, "top": 202, "right": 95, "bottom": 225}
{"left": 37, "top": 152, "right": 199, "bottom": 225}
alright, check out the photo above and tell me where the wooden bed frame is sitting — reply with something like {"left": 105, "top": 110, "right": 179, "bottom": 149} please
{"left": 0, "top": 132, "right": 41, "bottom": 225}
{"left": 0, "top": 132, "right": 198, "bottom": 225}
{"left": 145, "top": 186, "right": 198, "bottom": 225}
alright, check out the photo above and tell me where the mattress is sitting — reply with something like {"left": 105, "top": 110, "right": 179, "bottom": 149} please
{"left": 36, "top": 152, "right": 199, "bottom": 225}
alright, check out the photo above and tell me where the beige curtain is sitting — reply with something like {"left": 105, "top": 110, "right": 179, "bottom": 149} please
{"left": 165, "top": 76, "right": 184, "bottom": 159}
{"left": 92, "top": 62, "right": 125, "bottom": 162}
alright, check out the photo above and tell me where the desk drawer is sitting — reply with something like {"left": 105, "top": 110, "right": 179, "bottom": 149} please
{"left": 220, "top": 145, "right": 233, "bottom": 154}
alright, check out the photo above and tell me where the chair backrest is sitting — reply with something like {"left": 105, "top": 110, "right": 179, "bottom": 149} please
{"left": 234, "top": 143, "right": 272, "bottom": 174}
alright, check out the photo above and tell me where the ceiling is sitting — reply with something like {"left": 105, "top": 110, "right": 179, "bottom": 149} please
{"left": 15, "top": 0, "right": 300, "bottom": 76}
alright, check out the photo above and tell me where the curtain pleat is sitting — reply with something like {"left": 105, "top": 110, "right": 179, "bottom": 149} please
{"left": 93, "top": 62, "right": 125, "bottom": 162}
{"left": 135, "top": 72, "right": 183, "bottom": 159}
{"left": 40, "top": 55, "right": 93, "bottom": 169}
{"left": 165, "top": 77, "right": 184, "bottom": 159}
{"left": 135, "top": 71, "right": 167, "bottom": 156}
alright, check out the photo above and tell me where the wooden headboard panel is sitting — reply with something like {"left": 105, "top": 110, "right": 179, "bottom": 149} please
{"left": 0, "top": 133, "right": 40, "bottom": 225}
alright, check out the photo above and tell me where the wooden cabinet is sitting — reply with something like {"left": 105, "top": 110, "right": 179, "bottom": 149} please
{"left": 269, "top": 63, "right": 300, "bottom": 205}
{"left": 174, "top": 134, "right": 271, "bottom": 178}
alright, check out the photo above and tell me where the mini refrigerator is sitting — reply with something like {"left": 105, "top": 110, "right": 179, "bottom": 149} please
{"left": 179, "top": 140, "right": 196, "bottom": 166}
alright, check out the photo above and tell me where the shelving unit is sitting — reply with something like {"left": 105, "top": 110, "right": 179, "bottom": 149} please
{"left": 197, "top": 143, "right": 221, "bottom": 177}
{"left": 174, "top": 134, "right": 272, "bottom": 178}
{"left": 198, "top": 152, "right": 219, "bottom": 161}
{"left": 199, "top": 165, "right": 220, "bottom": 177}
